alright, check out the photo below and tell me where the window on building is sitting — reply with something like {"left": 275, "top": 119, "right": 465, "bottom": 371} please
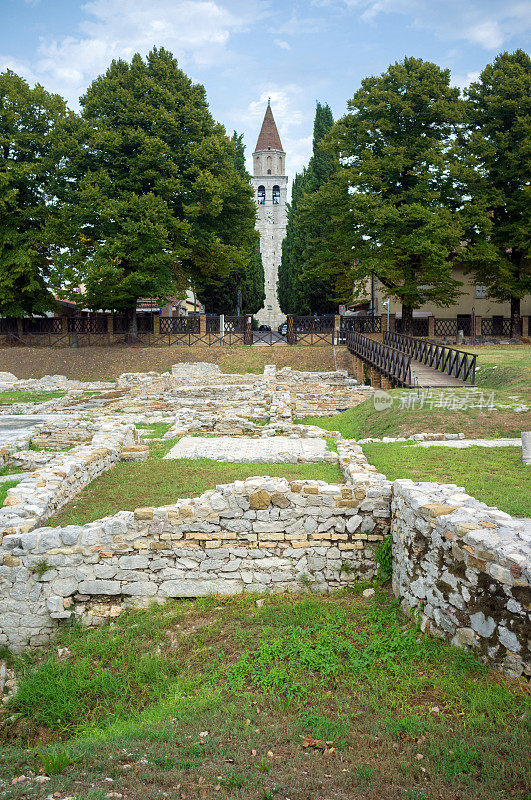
{"left": 267, "top": 169, "right": 271, "bottom": 174}
{"left": 272, "top": 185, "right": 280, "bottom": 204}
{"left": 257, "top": 185, "right": 265, "bottom": 205}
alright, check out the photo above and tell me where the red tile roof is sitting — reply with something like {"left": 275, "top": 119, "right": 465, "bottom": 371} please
{"left": 255, "top": 103, "right": 283, "bottom": 152}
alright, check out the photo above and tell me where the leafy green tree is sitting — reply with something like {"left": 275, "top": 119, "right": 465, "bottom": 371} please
{"left": 463, "top": 50, "right": 531, "bottom": 338}
{"left": 278, "top": 102, "right": 336, "bottom": 315}
{"left": 278, "top": 169, "right": 311, "bottom": 314}
{"left": 195, "top": 131, "right": 264, "bottom": 315}
{"left": 0, "top": 71, "right": 68, "bottom": 319}
{"left": 299, "top": 58, "right": 493, "bottom": 333}
{"left": 52, "top": 48, "right": 256, "bottom": 334}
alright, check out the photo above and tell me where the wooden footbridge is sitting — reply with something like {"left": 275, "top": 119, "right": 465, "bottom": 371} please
{"left": 346, "top": 331, "right": 477, "bottom": 389}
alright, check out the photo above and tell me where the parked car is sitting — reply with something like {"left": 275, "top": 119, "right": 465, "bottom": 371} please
{"left": 277, "top": 322, "right": 288, "bottom": 335}
{"left": 258, "top": 324, "right": 271, "bottom": 332}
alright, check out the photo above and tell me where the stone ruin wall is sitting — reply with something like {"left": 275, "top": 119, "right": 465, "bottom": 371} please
{"left": 392, "top": 480, "right": 530, "bottom": 677}
{"left": 0, "top": 422, "right": 138, "bottom": 538}
{"left": 0, "top": 438, "right": 528, "bottom": 675}
{"left": 0, "top": 475, "right": 390, "bottom": 652}
{"left": 0, "top": 364, "right": 528, "bottom": 676}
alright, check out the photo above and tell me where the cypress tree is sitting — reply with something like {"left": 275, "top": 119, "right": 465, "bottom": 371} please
{"left": 278, "top": 169, "right": 311, "bottom": 314}
{"left": 278, "top": 102, "right": 336, "bottom": 315}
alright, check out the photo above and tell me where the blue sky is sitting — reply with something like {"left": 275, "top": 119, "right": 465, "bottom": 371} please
{"left": 2, "top": 0, "right": 530, "bottom": 177}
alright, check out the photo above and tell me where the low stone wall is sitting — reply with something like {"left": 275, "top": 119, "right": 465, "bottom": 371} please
{"left": 0, "top": 476, "right": 390, "bottom": 650}
{"left": 0, "top": 422, "right": 137, "bottom": 539}
{"left": 392, "top": 480, "right": 530, "bottom": 677}
{"left": 31, "top": 420, "right": 98, "bottom": 450}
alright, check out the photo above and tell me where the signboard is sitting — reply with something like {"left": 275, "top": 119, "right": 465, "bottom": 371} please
{"left": 339, "top": 305, "right": 346, "bottom": 314}
{"left": 475, "top": 284, "right": 487, "bottom": 299}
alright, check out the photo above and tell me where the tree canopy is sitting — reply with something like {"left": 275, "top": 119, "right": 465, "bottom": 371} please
{"left": 0, "top": 71, "right": 68, "bottom": 317}
{"left": 462, "top": 49, "right": 531, "bottom": 336}
{"left": 297, "top": 57, "right": 497, "bottom": 332}
{"left": 194, "top": 131, "right": 264, "bottom": 315}
{"left": 278, "top": 102, "right": 336, "bottom": 314}
{"left": 51, "top": 48, "right": 257, "bottom": 331}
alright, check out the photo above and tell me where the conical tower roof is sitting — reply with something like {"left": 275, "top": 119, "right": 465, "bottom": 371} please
{"left": 255, "top": 101, "right": 284, "bottom": 152}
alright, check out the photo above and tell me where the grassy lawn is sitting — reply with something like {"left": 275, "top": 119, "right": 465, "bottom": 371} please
{"left": 470, "top": 346, "right": 531, "bottom": 391}
{"left": 49, "top": 441, "right": 343, "bottom": 526}
{"left": 0, "top": 390, "right": 67, "bottom": 404}
{"left": 0, "top": 465, "right": 25, "bottom": 477}
{"left": 363, "top": 443, "right": 531, "bottom": 517}
{"left": 0, "top": 345, "right": 348, "bottom": 381}
{"left": 0, "top": 479, "right": 20, "bottom": 506}
{"left": 135, "top": 422, "right": 173, "bottom": 438}
{"left": 299, "top": 387, "right": 530, "bottom": 439}
{"left": 1, "top": 591, "right": 529, "bottom": 800}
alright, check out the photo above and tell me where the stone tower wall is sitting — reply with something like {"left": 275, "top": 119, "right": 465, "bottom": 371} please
{"left": 251, "top": 170, "right": 288, "bottom": 328}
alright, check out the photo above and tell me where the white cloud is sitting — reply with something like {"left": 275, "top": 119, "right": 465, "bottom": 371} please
{"left": 275, "top": 12, "right": 326, "bottom": 35}
{"left": 10, "top": 0, "right": 267, "bottom": 105}
{"left": 465, "top": 20, "right": 504, "bottom": 49}
{"left": 314, "top": 0, "right": 531, "bottom": 50}
{"left": 274, "top": 39, "right": 291, "bottom": 50}
{"left": 233, "top": 85, "right": 313, "bottom": 178}
{"left": 451, "top": 69, "right": 481, "bottom": 90}
{"left": 0, "top": 55, "right": 40, "bottom": 85}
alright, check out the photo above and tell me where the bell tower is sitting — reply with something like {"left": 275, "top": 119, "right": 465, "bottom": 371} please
{"left": 251, "top": 101, "right": 287, "bottom": 327}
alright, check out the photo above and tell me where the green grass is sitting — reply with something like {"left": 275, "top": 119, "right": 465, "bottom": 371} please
{"left": 326, "top": 437, "right": 338, "bottom": 452}
{"left": 0, "top": 390, "right": 67, "bottom": 404}
{"left": 0, "top": 464, "right": 25, "bottom": 477}
{"left": 1, "top": 592, "right": 529, "bottom": 800}
{"left": 48, "top": 441, "right": 343, "bottom": 526}
{"left": 0, "top": 480, "right": 20, "bottom": 506}
{"left": 299, "top": 387, "right": 530, "bottom": 440}
{"left": 469, "top": 346, "right": 531, "bottom": 391}
{"left": 135, "top": 422, "right": 173, "bottom": 439}
{"left": 362, "top": 443, "right": 531, "bottom": 516}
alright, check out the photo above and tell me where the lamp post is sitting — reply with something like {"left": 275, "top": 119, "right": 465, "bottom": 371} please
{"left": 383, "top": 299, "right": 390, "bottom": 332}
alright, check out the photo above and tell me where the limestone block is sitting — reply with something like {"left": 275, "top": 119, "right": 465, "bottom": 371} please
{"left": 121, "top": 582, "right": 158, "bottom": 596}
{"left": 78, "top": 580, "right": 122, "bottom": 595}
{"left": 249, "top": 490, "right": 271, "bottom": 510}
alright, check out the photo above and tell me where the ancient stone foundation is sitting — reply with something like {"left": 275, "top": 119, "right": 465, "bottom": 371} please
{"left": 0, "top": 477, "right": 388, "bottom": 651}
{"left": 392, "top": 480, "right": 530, "bottom": 677}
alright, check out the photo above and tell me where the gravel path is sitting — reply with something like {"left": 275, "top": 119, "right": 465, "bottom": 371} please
{"left": 415, "top": 438, "right": 521, "bottom": 448}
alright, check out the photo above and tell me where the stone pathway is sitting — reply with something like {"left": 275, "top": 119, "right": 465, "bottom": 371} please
{"left": 0, "top": 415, "right": 57, "bottom": 446}
{"left": 163, "top": 435, "right": 330, "bottom": 463}
{"left": 415, "top": 438, "right": 521, "bottom": 448}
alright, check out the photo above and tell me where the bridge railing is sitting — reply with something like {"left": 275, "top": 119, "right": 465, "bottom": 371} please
{"left": 346, "top": 331, "right": 412, "bottom": 386}
{"left": 383, "top": 331, "right": 477, "bottom": 384}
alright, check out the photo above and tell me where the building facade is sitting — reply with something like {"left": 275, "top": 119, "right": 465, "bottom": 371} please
{"left": 370, "top": 267, "right": 531, "bottom": 322}
{"left": 251, "top": 102, "right": 287, "bottom": 328}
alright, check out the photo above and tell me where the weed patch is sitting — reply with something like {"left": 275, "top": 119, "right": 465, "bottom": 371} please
{"left": 1, "top": 587, "right": 529, "bottom": 800}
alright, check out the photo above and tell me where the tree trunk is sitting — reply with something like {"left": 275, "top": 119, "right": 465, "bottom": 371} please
{"left": 510, "top": 296, "right": 521, "bottom": 339}
{"left": 125, "top": 303, "right": 139, "bottom": 343}
{"left": 401, "top": 304, "right": 413, "bottom": 336}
